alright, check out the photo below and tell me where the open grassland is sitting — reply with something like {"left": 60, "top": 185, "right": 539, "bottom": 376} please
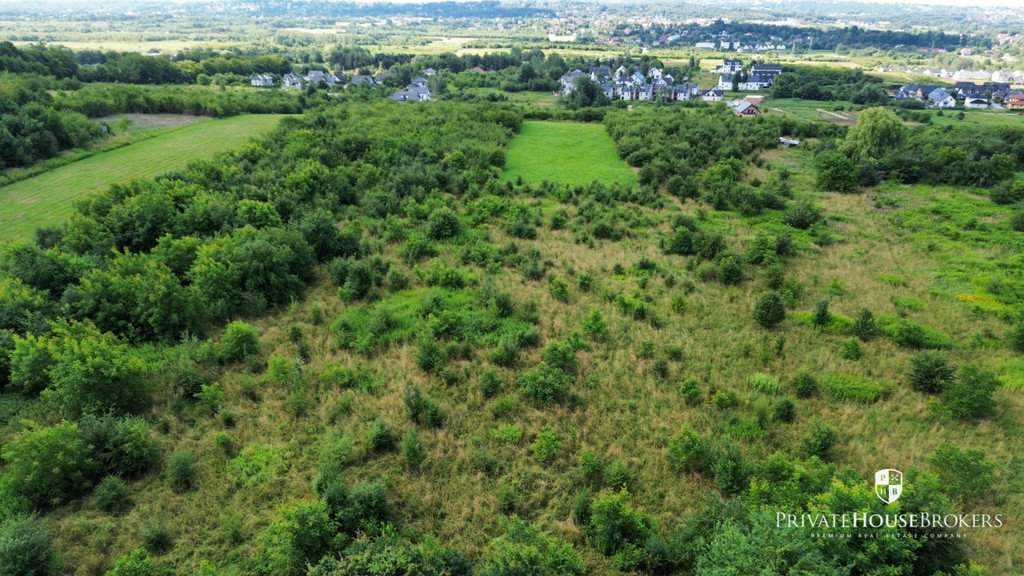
{"left": 0, "top": 114, "right": 287, "bottom": 242}
{"left": 503, "top": 120, "right": 637, "bottom": 187}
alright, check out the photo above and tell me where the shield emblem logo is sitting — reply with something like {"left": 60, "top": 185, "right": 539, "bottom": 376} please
{"left": 875, "top": 469, "right": 903, "bottom": 504}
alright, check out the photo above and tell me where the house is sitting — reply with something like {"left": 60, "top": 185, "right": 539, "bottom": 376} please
{"left": 750, "top": 63, "right": 782, "bottom": 79}
{"left": 743, "top": 95, "right": 764, "bottom": 106}
{"left": 733, "top": 100, "right": 760, "bottom": 116}
{"left": 915, "top": 85, "right": 942, "bottom": 99}
{"left": 349, "top": 74, "right": 375, "bottom": 87}
{"left": 613, "top": 65, "right": 628, "bottom": 80}
{"left": 672, "top": 83, "right": 701, "bottom": 101}
{"left": 410, "top": 77, "right": 429, "bottom": 88}
{"left": 702, "top": 88, "right": 724, "bottom": 102}
{"left": 739, "top": 73, "right": 773, "bottom": 91}
{"left": 927, "top": 88, "right": 956, "bottom": 108}
{"left": 590, "top": 65, "right": 612, "bottom": 81}
{"left": 559, "top": 69, "right": 587, "bottom": 94}
{"left": 1007, "top": 94, "right": 1024, "bottom": 110}
{"left": 780, "top": 137, "right": 800, "bottom": 148}
{"left": 718, "top": 74, "right": 735, "bottom": 90}
{"left": 630, "top": 71, "right": 646, "bottom": 85}
{"left": 649, "top": 67, "right": 663, "bottom": 81}
{"left": 713, "top": 59, "right": 743, "bottom": 74}
{"left": 282, "top": 73, "right": 303, "bottom": 88}
{"left": 964, "top": 97, "right": 989, "bottom": 109}
{"left": 392, "top": 85, "right": 431, "bottom": 102}
{"left": 250, "top": 74, "right": 274, "bottom": 88}
{"left": 422, "top": 68, "right": 436, "bottom": 76}
{"left": 305, "top": 70, "right": 336, "bottom": 87}
{"left": 694, "top": 42, "right": 716, "bottom": 50}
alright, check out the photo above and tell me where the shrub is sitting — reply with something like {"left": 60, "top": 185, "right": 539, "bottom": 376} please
{"left": 816, "top": 151, "right": 856, "bottom": 193}
{"left": 549, "top": 277, "right": 570, "bottom": 302}
{"left": 403, "top": 387, "right": 445, "bottom": 427}
{"left": 811, "top": 299, "right": 831, "bottom": 326}
{"left": 583, "top": 308, "right": 608, "bottom": 341}
{"left": 517, "top": 363, "right": 571, "bottom": 404}
{"left": 489, "top": 337, "right": 520, "bottom": 367}
{"left": 820, "top": 373, "right": 894, "bottom": 403}
{"left": 678, "top": 377, "right": 702, "bottom": 406}
{"left": 364, "top": 419, "right": 399, "bottom": 454}
{"left": 220, "top": 320, "right": 260, "bottom": 362}
{"left": 479, "top": 368, "right": 502, "bottom": 398}
{"left": 106, "top": 548, "right": 155, "bottom": 576}
{"left": 942, "top": 365, "right": 999, "bottom": 421}
{"left": 79, "top": 414, "right": 158, "bottom": 479}
{"left": 791, "top": 371, "right": 818, "bottom": 398}
{"left": 748, "top": 373, "right": 780, "bottom": 394}
{"left": 579, "top": 450, "right": 603, "bottom": 486}
{"left": 530, "top": 428, "right": 560, "bottom": 463}
{"left": 166, "top": 451, "right": 198, "bottom": 493}
{"left": 8, "top": 334, "right": 52, "bottom": 396}
{"left": 783, "top": 200, "right": 823, "bottom": 230}
{"left": 0, "top": 515, "right": 53, "bottom": 576}
{"left": 666, "top": 428, "right": 710, "bottom": 475}
{"left": 774, "top": 398, "right": 796, "bottom": 423}
{"left": 712, "top": 442, "right": 750, "bottom": 496}
{"left": 587, "top": 490, "right": 654, "bottom": 559}
{"left": 713, "top": 390, "right": 739, "bottom": 410}
{"left": 929, "top": 444, "right": 996, "bottom": 501}
{"left": 94, "top": 476, "right": 133, "bottom": 515}
{"left": 414, "top": 333, "right": 446, "bottom": 374}
{"left": 478, "top": 517, "right": 585, "bottom": 576}
{"left": 802, "top": 423, "right": 839, "bottom": 460}
{"left": 716, "top": 255, "right": 744, "bottom": 286}
{"left": 1, "top": 421, "right": 94, "bottom": 509}
{"left": 142, "top": 517, "right": 173, "bottom": 555}
{"left": 401, "top": 428, "right": 426, "bottom": 471}
{"left": 909, "top": 352, "right": 954, "bottom": 394}
{"left": 603, "top": 459, "right": 632, "bottom": 491}
{"left": 1011, "top": 319, "right": 1024, "bottom": 353}
{"left": 1011, "top": 209, "right": 1024, "bottom": 233}
{"left": 851, "top": 308, "right": 877, "bottom": 341}
{"left": 335, "top": 481, "right": 392, "bottom": 535}
{"left": 838, "top": 338, "right": 863, "bottom": 360}
{"left": 753, "top": 291, "right": 785, "bottom": 328}
{"left": 426, "top": 208, "right": 462, "bottom": 240}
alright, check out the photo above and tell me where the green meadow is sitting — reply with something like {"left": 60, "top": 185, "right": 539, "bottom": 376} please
{"left": 0, "top": 114, "right": 288, "bottom": 242}
{"left": 503, "top": 120, "right": 637, "bottom": 187}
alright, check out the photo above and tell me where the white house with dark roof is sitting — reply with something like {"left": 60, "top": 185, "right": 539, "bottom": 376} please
{"left": 927, "top": 88, "right": 956, "bottom": 108}
{"left": 282, "top": 73, "right": 302, "bottom": 88}
{"left": 250, "top": 74, "right": 274, "bottom": 87}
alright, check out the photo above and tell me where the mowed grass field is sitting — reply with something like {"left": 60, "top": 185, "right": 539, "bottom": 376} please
{"left": 0, "top": 114, "right": 287, "bottom": 242}
{"left": 503, "top": 120, "right": 637, "bottom": 187}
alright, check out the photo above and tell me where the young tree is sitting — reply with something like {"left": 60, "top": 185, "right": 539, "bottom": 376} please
{"left": 1, "top": 421, "right": 95, "bottom": 509}
{"left": 815, "top": 152, "right": 857, "bottom": 193}
{"left": 843, "top": 107, "right": 905, "bottom": 160}
{"left": 753, "top": 291, "right": 786, "bottom": 328}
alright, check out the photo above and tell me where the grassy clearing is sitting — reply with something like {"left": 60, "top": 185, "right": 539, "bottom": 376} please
{"left": 502, "top": 120, "right": 637, "bottom": 187}
{"left": 0, "top": 114, "right": 287, "bottom": 242}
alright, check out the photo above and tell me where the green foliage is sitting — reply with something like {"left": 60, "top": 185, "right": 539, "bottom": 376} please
{"left": 517, "top": 363, "right": 572, "bottom": 404}
{"left": 94, "top": 476, "right": 133, "bottom": 516}
{"left": 478, "top": 516, "right": 585, "bottom": 576}
{"left": 930, "top": 444, "right": 996, "bottom": 501}
{"left": 105, "top": 548, "right": 156, "bottom": 576}
{"left": 942, "top": 365, "right": 999, "bottom": 421}
{"left": 8, "top": 334, "right": 52, "bottom": 396}
{"left": 815, "top": 151, "right": 856, "bottom": 193}
{"left": 851, "top": 308, "right": 877, "bottom": 341}
{"left": 844, "top": 107, "right": 905, "bottom": 160}
{"left": 530, "top": 428, "right": 560, "bottom": 463}
{"left": 773, "top": 398, "right": 796, "bottom": 423}
{"left": 712, "top": 442, "right": 750, "bottom": 496}
{"left": 752, "top": 291, "right": 786, "bottom": 328}
{"left": 838, "top": 338, "right": 863, "bottom": 360}
{"left": 878, "top": 315, "right": 952, "bottom": 349}
{"left": 602, "top": 459, "right": 632, "bottom": 491}
{"left": 79, "top": 415, "right": 158, "bottom": 479}
{"left": 820, "top": 373, "right": 894, "bottom": 403}
{"left": 909, "top": 352, "right": 955, "bottom": 394}
{"left": 802, "top": 422, "right": 839, "bottom": 460}
{"left": 748, "top": 372, "right": 780, "bottom": 394}
{"left": 587, "top": 490, "right": 654, "bottom": 562}
{"left": 666, "top": 428, "right": 710, "bottom": 475}
{"left": 1, "top": 421, "right": 94, "bottom": 509}
{"left": 791, "top": 370, "right": 818, "bottom": 398}
{"left": 364, "top": 419, "right": 399, "bottom": 454}
{"left": 166, "top": 451, "right": 198, "bottom": 494}
{"left": 415, "top": 333, "right": 447, "bottom": 374}
{"left": 42, "top": 321, "right": 149, "bottom": 418}
{"left": 678, "top": 377, "right": 702, "bottom": 406}
{"left": 141, "top": 517, "right": 173, "bottom": 555}
{"left": 783, "top": 200, "right": 823, "bottom": 230}
{"left": 427, "top": 208, "right": 462, "bottom": 240}
{"left": 811, "top": 299, "right": 831, "bottom": 326}
{"left": 0, "top": 515, "right": 51, "bottom": 576}
{"left": 220, "top": 321, "right": 260, "bottom": 363}
{"left": 403, "top": 387, "right": 445, "bottom": 428}
{"left": 579, "top": 450, "right": 603, "bottom": 486}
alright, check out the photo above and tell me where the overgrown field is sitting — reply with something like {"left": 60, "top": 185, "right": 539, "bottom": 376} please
{"left": 0, "top": 114, "right": 288, "bottom": 242}
{"left": 0, "top": 101, "right": 1022, "bottom": 576}
{"left": 502, "top": 120, "right": 638, "bottom": 187}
